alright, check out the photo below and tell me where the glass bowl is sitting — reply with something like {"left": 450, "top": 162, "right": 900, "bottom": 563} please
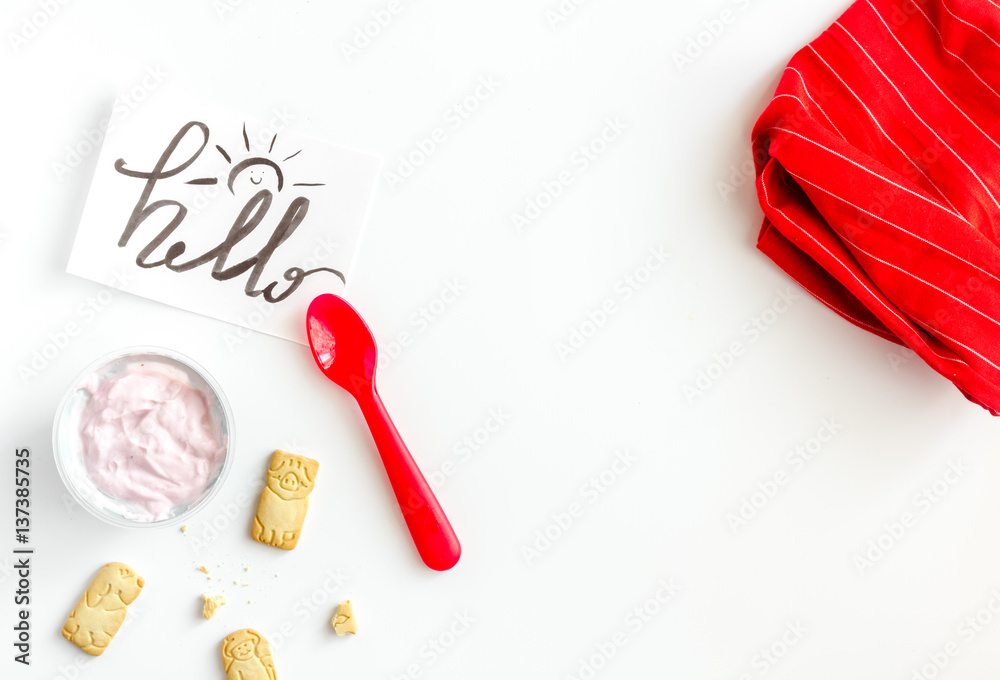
{"left": 53, "top": 346, "right": 234, "bottom": 528}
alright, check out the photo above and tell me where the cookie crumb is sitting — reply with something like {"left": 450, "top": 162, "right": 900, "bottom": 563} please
{"left": 181, "top": 525, "right": 188, "bottom": 533}
{"left": 197, "top": 566, "right": 210, "bottom": 574}
{"left": 333, "top": 600, "right": 357, "bottom": 636}
{"left": 202, "top": 593, "right": 226, "bottom": 620}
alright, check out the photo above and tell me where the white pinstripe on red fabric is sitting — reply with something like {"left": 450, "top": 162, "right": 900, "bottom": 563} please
{"left": 909, "top": 2, "right": 1000, "bottom": 102}
{"left": 804, "top": 43, "right": 962, "bottom": 213}
{"left": 786, "top": 169, "right": 1000, "bottom": 287}
{"left": 835, "top": 20, "right": 1000, "bottom": 213}
{"left": 760, "top": 125, "right": 972, "bottom": 224}
{"left": 940, "top": 0, "right": 1000, "bottom": 51}
{"left": 759, "top": 176, "right": 970, "bottom": 368}
{"left": 785, "top": 66, "right": 847, "bottom": 138}
{"left": 866, "top": 1, "right": 1000, "bottom": 151}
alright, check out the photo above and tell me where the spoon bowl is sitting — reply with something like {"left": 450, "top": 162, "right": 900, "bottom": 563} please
{"left": 307, "top": 293, "right": 377, "bottom": 398}
{"left": 306, "top": 294, "right": 461, "bottom": 571}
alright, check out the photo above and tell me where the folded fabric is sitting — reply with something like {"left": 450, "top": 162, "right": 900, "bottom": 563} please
{"left": 753, "top": 0, "right": 1000, "bottom": 414}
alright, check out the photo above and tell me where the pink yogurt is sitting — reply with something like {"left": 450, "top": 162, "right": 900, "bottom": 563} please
{"left": 78, "top": 364, "right": 227, "bottom": 520}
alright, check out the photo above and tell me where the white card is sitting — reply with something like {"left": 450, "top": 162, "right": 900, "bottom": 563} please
{"left": 67, "top": 91, "right": 381, "bottom": 344}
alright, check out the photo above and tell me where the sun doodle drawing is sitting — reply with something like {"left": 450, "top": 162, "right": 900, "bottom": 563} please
{"left": 184, "top": 123, "right": 327, "bottom": 195}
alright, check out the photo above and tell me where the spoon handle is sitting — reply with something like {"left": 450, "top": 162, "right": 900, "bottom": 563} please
{"left": 357, "top": 387, "right": 461, "bottom": 571}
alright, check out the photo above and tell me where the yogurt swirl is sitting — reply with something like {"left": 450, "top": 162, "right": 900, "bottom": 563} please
{"left": 78, "top": 364, "right": 227, "bottom": 520}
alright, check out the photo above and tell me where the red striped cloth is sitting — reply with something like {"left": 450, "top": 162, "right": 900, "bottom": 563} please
{"left": 753, "top": 0, "right": 1000, "bottom": 414}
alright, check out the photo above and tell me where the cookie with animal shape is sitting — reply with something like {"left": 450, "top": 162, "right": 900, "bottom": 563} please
{"left": 62, "top": 562, "right": 144, "bottom": 656}
{"left": 251, "top": 450, "right": 319, "bottom": 550}
{"left": 222, "top": 629, "right": 277, "bottom": 680}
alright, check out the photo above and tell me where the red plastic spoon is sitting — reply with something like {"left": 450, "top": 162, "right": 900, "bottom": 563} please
{"left": 306, "top": 293, "right": 461, "bottom": 571}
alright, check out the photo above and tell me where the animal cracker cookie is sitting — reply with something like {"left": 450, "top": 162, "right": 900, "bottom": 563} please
{"left": 251, "top": 450, "right": 319, "bottom": 550}
{"left": 222, "top": 629, "right": 277, "bottom": 680}
{"left": 62, "top": 562, "right": 144, "bottom": 656}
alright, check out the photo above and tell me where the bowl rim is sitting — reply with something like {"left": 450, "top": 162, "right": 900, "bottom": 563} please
{"left": 52, "top": 345, "right": 235, "bottom": 529}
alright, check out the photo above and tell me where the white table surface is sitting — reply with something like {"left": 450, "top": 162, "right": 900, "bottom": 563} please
{"left": 4, "top": 1, "right": 1000, "bottom": 678}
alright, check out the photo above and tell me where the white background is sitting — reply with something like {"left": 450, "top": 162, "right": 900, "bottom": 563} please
{"left": 3, "top": 1, "right": 1000, "bottom": 679}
